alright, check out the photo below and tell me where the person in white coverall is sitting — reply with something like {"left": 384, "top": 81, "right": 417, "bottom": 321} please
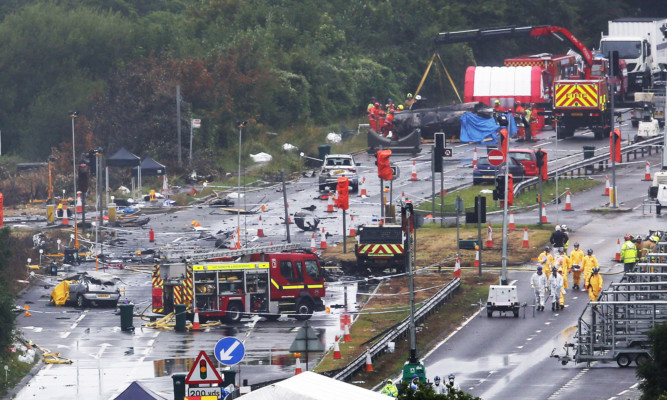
{"left": 531, "top": 266, "right": 547, "bottom": 311}
{"left": 549, "top": 266, "right": 564, "bottom": 311}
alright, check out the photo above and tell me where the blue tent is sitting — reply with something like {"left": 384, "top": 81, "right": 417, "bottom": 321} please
{"left": 460, "top": 112, "right": 518, "bottom": 144}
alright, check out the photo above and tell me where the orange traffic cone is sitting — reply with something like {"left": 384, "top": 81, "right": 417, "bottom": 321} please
{"left": 453, "top": 254, "right": 461, "bottom": 278}
{"left": 257, "top": 215, "right": 266, "bottom": 237}
{"left": 75, "top": 192, "right": 83, "bottom": 213}
{"left": 326, "top": 193, "right": 335, "bottom": 212}
{"left": 61, "top": 204, "right": 69, "bottom": 225}
{"left": 349, "top": 215, "right": 356, "bottom": 237}
{"left": 192, "top": 308, "right": 202, "bottom": 331}
{"left": 472, "top": 147, "right": 478, "bottom": 167}
{"left": 615, "top": 238, "right": 621, "bottom": 261}
{"left": 541, "top": 203, "right": 548, "bottom": 223}
{"left": 295, "top": 353, "right": 303, "bottom": 375}
{"left": 643, "top": 161, "right": 652, "bottom": 181}
{"left": 333, "top": 338, "right": 341, "bottom": 359}
{"left": 359, "top": 177, "right": 368, "bottom": 198}
{"left": 409, "top": 161, "right": 419, "bottom": 181}
{"left": 365, "top": 349, "right": 373, "bottom": 372}
{"left": 604, "top": 176, "right": 610, "bottom": 196}
{"left": 401, "top": 191, "right": 406, "bottom": 203}
{"left": 320, "top": 227, "right": 327, "bottom": 249}
{"left": 344, "top": 323, "right": 352, "bottom": 342}
{"left": 522, "top": 226, "right": 530, "bottom": 248}
{"left": 508, "top": 210, "right": 516, "bottom": 231}
{"left": 24, "top": 305, "right": 31, "bottom": 317}
{"left": 486, "top": 223, "right": 493, "bottom": 248}
{"left": 473, "top": 245, "right": 480, "bottom": 267}
{"left": 310, "top": 233, "right": 317, "bottom": 252}
{"left": 564, "top": 189, "right": 573, "bottom": 211}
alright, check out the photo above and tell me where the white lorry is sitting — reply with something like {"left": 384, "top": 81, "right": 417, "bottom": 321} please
{"left": 600, "top": 18, "right": 667, "bottom": 92}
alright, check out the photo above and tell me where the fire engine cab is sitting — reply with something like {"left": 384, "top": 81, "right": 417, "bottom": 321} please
{"left": 151, "top": 246, "right": 326, "bottom": 322}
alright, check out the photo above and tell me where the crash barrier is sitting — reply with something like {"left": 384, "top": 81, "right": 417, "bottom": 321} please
{"left": 513, "top": 135, "right": 663, "bottom": 197}
{"left": 332, "top": 278, "right": 460, "bottom": 382}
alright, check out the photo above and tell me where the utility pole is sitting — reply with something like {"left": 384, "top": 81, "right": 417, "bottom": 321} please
{"left": 176, "top": 85, "right": 182, "bottom": 166}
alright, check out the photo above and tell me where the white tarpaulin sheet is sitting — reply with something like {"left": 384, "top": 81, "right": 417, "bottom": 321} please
{"left": 240, "top": 372, "right": 389, "bottom": 400}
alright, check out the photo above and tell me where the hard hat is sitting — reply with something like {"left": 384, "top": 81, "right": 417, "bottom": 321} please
{"left": 593, "top": 267, "right": 600, "bottom": 273}
{"left": 494, "top": 99, "right": 500, "bottom": 104}
{"left": 587, "top": 248, "right": 594, "bottom": 255}
{"left": 434, "top": 376, "right": 441, "bottom": 381}
{"left": 558, "top": 247, "right": 565, "bottom": 253}
{"left": 387, "top": 378, "right": 393, "bottom": 383}
{"left": 635, "top": 236, "right": 643, "bottom": 242}
{"left": 412, "top": 374, "right": 419, "bottom": 379}
{"left": 407, "top": 93, "right": 413, "bottom": 98}
{"left": 545, "top": 246, "right": 551, "bottom": 251}
{"left": 537, "top": 266, "right": 543, "bottom": 271}
{"left": 555, "top": 225, "right": 561, "bottom": 231}
{"left": 398, "top": 105, "right": 404, "bottom": 110}
{"left": 374, "top": 102, "right": 380, "bottom": 107}
{"left": 516, "top": 101, "right": 521, "bottom": 105}
{"left": 574, "top": 242, "right": 580, "bottom": 247}
{"left": 448, "top": 374, "right": 455, "bottom": 379}
{"left": 561, "top": 224, "right": 568, "bottom": 231}
{"left": 497, "top": 114, "right": 509, "bottom": 126}
{"left": 387, "top": 98, "right": 392, "bottom": 102}
{"left": 624, "top": 234, "right": 633, "bottom": 241}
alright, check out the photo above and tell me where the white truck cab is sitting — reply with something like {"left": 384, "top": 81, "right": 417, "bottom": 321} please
{"left": 486, "top": 285, "right": 520, "bottom": 318}
{"left": 649, "top": 170, "right": 667, "bottom": 215}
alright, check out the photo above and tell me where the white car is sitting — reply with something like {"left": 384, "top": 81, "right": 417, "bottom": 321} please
{"left": 486, "top": 285, "right": 520, "bottom": 318}
{"left": 318, "top": 154, "right": 359, "bottom": 193}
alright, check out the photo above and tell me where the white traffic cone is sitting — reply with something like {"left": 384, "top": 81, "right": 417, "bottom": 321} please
{"left": 409, "top": 161, "right": 419, "bottom": 181}
{"left": 508, "top": 210, "right": 515, "bottom": 231}
{"left": 365, "top": 349, "right": 373, "bottom": 372}
{"left": 359, "top": 177, "right": 368, "bottom": 198}
{"left": 310, "top": 233, "right": 317, "bottom": 252}
{"left": 295, "top": 353, "right": 303, "bottom": 375}
{"left": 349, "top": 215, "right": 356, "bottom": 237}
{"left": 326, "top": 192, "right": 335, "bottom": 212}
{"left": 76, "top": 192, "right": 83, "bottom": 213}
{"left": 541, "top": 203, "right": 548, "bottom": 223}
{"left": 192, "top": 308, "right": 202, "bottom": 331}
{"left": 472, "top": 147, "right": 478, "bottom": 167}
{"left": 604, "top": 175, "right": 610, "bottom": 196}
{"left": 333, "top": 338, "right": 341, "bottom": 359}
{"left": 473, "top": 245, "right": 480, "bottom": 267}
{"left": 486, "top": 223, "right": 493, "bottom": 248}
{"left": 344, "top": 323, "right": 352, "bottom": 342}
{"left": 257, "top": 215, "right": 266, "bottom": 237}
{"left": 320, "top": 227, "right": 327, "bottom": 249}
{"left": 564, "top": 189, "right": 573, "bottom": 211}
{"left": 643, "top": 161, "right": 652, "bottom": 181}
{"left": 522, "top": 226, "right": 530, "bottom": 248}
{"left": 453, "top": 254, "right": 461, "bottom": 278}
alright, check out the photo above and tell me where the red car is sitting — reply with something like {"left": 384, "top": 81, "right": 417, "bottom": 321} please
{"left": 508, "top": 149, "right": 538, "bottom": 176}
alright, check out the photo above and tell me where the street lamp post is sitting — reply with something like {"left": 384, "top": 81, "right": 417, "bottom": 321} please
{"left": 69, "top": 111, "right": 79, "bottom": 249}
{"left": 237, "top": 121, "right": 247, "bottom": 248}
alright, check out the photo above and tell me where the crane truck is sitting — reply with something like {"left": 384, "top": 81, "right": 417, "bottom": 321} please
{"left": 435, "top": 25, "right": 622, "bottom": 139}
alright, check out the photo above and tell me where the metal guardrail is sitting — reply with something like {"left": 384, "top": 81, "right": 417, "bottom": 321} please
{"left": 333, "top": 277, "right": 461, "bottom": 381}
{"left": 513, "top": 135, "right": 664, "bottom": 196}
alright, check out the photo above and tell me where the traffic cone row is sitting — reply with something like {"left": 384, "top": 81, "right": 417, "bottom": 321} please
{"left": 320, "top": 227, "right": 327, "bottom": 249}
{"left": 486, "top": 223, "right": 493, "bottom": 248}
{"left": 349, "top": 215, "right": 356, "bottom": 237}
{"left": 564, "top": 189, "right": 573, "bottom": 211}
{"left": 508, "top": 210, "right": 515, "bottom": 231}
{"left": 257, "top": 215, "right": 266, "bottom": 237}
{"left": 522, "top": 226, "right": 530, "bottom": 248}
{"left": 643, "top": 161, "right": 652, "bottom": 181}
{"left": 409, "top": 161, "right": 419, "bottom": 181}
{"left": 541, "top": 203, "right": 548, "bottom": 223}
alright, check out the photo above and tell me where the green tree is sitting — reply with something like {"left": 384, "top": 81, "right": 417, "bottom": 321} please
{"left": 0, "top": 228, "right": 17, "bottom": 357}
{"left": 636, "top": 323, "right": 667, "bottom": 400}
{"left": 399, "top": 382, "right": 483, "bottom": 400}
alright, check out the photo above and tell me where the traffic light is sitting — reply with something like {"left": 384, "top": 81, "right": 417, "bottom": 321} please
{"left": 505, "top": 174, "right": 514, "bottom": 207}
{"left": 335, "top": 177, "right": 349, "bottom": 210}
{"left": 81, "top": 148, "right": 103, "bottom": 175}
{"left": 434, "top": 132, "right": 444, "bottom": 172}
{"left": 199, "top": 360, "right": 207, "bottom": 379}
{"left": 610, "top": 128, "right": 621, "bottom": 162}
{"left": 535, "top": 149, "right": 548, "bottom": 181}
{"left": 498, "top": 128, "right": 509, "bottom": 161}
{"left": 77, "top": 164, "right": 89, "bottom": 194}
{"left": 377, "top": 149, "right": 393, "bottom": 180}
{"left": 493, "top": 175, "right": 505, "bottom": 201}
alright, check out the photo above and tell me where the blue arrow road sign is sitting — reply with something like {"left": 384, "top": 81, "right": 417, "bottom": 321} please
{"left": 214, "top": 337, "right": 246, "bottom": 366}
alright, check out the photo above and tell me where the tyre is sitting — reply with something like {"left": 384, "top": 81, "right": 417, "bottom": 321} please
{"left": 295, "top": 298, "right": 314, "bottom": 321}
{"left": 487, "top": 309, "right": 493, "bottom": 318}
{"left": 513, "top": 309, "right": 519, "bottom": 318}
{"left": 657, "top": 204, "right": 662, "bottom": 216}
{"left": 350, "top": 183, "right": 359, "bottom": 194}
{"left": 635, "top": 353, "right": 650, "bottom": 365}
{"left": 76, "top": 294, "right": 86, "bottom": 308}
{"left": 226, "top": 302, "right": 243, "bottom": 323}
{"left": 616, "top": 354, "right": 632, "bottom": 368}
{"left": 319, "top": 184, "right": 326, "bottom": 192}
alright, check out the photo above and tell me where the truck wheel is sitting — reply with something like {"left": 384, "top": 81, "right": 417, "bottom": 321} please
{"left": 76, "top": 294, "right": 86, "bottom": 308}
{"left": 295, "top": 299, "right": 314, "bottom": 321}
{"left": 513, "top": 309, "right": 520, "bottom": 318}
{"left": 319, "top": 184, "right": 326, "bottom": 192}
{"left": 350, "top": 184, "right": 359, "bottom": 194}
{"left": 635, "top": 353, "right": 650, "bottom": 365}
{"left": 487, "top": 309, "right": 493, "bottom": 318}
{"left": 657, "top": 204, "right": 662, "bottom": 215}
{"left": 616, "top": 354, "right": 632, "bottom": 368}
{"left": 226, "top": 302, "right": 243, "bottom": 323}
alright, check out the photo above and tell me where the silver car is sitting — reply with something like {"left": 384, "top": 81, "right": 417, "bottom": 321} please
{"left": 318, "top": 154, "right": 359, "bottom": 193}
{"left": 67, "top": 272, "right": 121, "bottom": 308}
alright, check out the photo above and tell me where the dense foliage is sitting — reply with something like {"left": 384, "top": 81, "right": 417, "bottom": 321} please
{"left": 0, "top": 228, "right": 17, "bottom": 357}
{"left": 0, "top": 0, "right": 664, "bottom": 176}
{"left": 636, "top": 323, "right": 667, "bottom": 400}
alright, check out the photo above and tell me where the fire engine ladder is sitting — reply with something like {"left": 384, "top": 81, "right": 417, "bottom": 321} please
{"left": 159, "top": 243, "right": 302, "bottom": 263}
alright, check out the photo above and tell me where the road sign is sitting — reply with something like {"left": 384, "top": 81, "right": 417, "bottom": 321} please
{"left": 192, "top": 119, "right": 201, "bottom": 128}
{"left": 444, "top": 148, "right": 453, "bottom": 157}
{"left": 487, "top": 149, "right": 504, "bottom": 166}
{"left": 214, "top": 337, "right": 246, "bottom": 366}
{"left": 454, "top": 196, "right": 464, "bottom": 213}
{"left": 288, "top": 320, "right": 325, "bottom": 352}
{"left": 185, "top": 351, "right": 223, "bottom": 385}
{"left": 187, "top": 387, "right": 221, "bottom": 398}
{"left": 390, "top": 165, "right": 400, "bottom": 180}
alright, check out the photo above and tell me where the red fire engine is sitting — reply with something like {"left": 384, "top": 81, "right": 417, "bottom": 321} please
{"left": 152, "top": 244, "right": 326, "bottom": 322}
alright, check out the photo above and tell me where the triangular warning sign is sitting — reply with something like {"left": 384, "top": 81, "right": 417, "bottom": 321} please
{"left": 185, "top": 351, "right": 223, "bottom": 384}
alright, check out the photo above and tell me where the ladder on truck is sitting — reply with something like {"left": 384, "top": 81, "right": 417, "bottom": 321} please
{"left": 159, "top": 243, "right": 302, "bottom": 263}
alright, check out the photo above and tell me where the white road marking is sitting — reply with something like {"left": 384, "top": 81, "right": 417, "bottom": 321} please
{"left": 631, "top": 383, "right": 639, "bottom": 389}
{"left": 545, "top": 322, "right": 551, "bottom": 325}
{"left": 60, "top": 332, "right": 70, "bottom": 339}
{"left": 617, "top": 390, "right": 629, "bottom": 395}
{"left": 33, "top": 327, "right": 42, "bottom": 333}
{"left": 455, "top": 143, "right": 468, "bottom": 148}
{"left": 516, "top": 345, "right": 524, "bottom": 349}
{"left": 526, "top": 337, "right": 533, "bottom": 341}
{"left": 536, "top": 330, "right": 542, "bottom": 333}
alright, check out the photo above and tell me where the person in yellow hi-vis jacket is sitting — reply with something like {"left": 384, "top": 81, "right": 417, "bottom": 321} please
{"left": 587, "top": 267, "right": 603, "bottom": 301}
{"left": 569, "top": 242, "right": 585, "bottom": 290}
{"left": 582, "top": 248, "right": 599, "bottom": 291}
{"left": 556, "top": 247, "right": 571, "bottom": 293}
{"left": 538, "top": 246, "right": 554, "bottom": 281}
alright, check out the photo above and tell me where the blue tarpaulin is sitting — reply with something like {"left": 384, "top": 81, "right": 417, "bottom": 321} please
{"left": 460, "top": 112, "right": 517, "bottom": 144}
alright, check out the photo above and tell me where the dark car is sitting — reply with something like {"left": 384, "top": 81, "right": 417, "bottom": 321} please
{"left": 473, "top": 156, "right": 526, "bottom": 185}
